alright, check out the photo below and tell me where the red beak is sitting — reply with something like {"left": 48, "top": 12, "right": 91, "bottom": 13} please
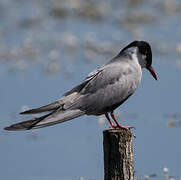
{"left": 147, "top": 66, "right": 158, "bottom": 80}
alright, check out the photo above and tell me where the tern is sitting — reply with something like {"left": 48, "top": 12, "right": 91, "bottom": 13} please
{"left": 4, "top": 40, "right": 157, "bottom": 131}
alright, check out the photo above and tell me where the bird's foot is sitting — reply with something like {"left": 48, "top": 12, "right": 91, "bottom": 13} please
{"left": 110, "top": 125, "right": 135, "bottom": 131}
{"left": 119, "top": 125, "right": 135, "bottom": 131}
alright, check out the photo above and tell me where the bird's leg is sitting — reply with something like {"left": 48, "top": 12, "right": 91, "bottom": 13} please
{"left": 105, "top": 113, "right": 116, "bottom": 128}
{"left": 110, "top": 111, "right": 134, "bottom": 130}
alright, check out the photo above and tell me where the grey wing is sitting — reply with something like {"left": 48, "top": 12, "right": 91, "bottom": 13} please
{"left": 20, "top": 67, "right": 104, "bottom": 115}
{"left": 4, "top": 67, "right": 104, "bottom": 131}
{"left": 71, "top": 62, "right": 140, "bottom": 114}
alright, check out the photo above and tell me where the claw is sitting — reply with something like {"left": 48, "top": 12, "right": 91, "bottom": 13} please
{"left": 109, "top": 125, "right": 134, "bottom": 130}
{"left": 116, "top": 125, "right": 135, "bottom": 130}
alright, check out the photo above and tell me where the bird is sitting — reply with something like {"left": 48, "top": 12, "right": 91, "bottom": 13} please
{"left": 4, "top": 40, "right": 157, "bottom": 131}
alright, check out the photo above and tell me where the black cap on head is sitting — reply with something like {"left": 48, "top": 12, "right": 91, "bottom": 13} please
{"left": 121, "top": 40, "right": 152, "bottom": 68}
{"left": 121, "top": 40, "right": 157, "bottom": 80}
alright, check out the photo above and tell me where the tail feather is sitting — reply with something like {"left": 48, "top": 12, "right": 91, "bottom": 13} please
{"left": 20, "top": 101, "right": 62, "bottom": 114}
{"left": 4, "top": 109, "right": 85, "bottom": 131}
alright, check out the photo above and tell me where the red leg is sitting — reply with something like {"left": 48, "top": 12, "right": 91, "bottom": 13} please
{"left": 110, "top": 111, "right": 134, "bottom": 130}
{"left": 105, "top": 113, "right": 116, "bottom": 128}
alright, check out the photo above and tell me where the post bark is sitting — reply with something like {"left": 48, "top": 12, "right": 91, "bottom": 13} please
{"left": 103, "top": 129, "right": 134, "bottom": 180}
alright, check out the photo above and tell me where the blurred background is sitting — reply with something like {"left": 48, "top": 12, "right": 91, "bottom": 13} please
{"left": 1, "top": 0, "right": 181, "bottom": 179}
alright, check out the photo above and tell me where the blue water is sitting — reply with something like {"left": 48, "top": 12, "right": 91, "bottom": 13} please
{"left": 1, "top": 0, "right": 181, "bottom": 179}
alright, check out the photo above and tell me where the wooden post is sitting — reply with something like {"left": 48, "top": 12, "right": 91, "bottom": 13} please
{"left": 103, "top": 129, "right": 134, "bottom": 180}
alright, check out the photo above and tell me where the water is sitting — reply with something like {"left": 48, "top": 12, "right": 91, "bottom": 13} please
{"left": 1, "top": 0, "right": 181, "bottom": 179}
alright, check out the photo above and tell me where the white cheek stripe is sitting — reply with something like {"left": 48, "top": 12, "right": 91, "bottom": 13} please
{"left": 125, "top": 47, "right": 147, "bottom": 68}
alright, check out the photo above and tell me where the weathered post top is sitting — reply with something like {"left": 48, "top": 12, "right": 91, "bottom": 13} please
{"left": 103, "top": 129, "right": 134, "bottom": 180}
